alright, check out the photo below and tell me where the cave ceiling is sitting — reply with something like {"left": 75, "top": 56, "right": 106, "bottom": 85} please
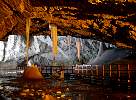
{"left": 0, "top": 0, "right": 136, "bottom": 49}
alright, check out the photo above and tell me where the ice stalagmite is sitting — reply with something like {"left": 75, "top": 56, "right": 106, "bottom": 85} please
{"left": 23, "top": 64, "right": 43, "bottom": 80}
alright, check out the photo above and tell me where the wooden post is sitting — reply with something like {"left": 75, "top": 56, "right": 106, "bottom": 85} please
{"left": 60, "top": 69, "right": 64, "bottom": 80}
{"left": 128, "top": 64, "right": 130, "bottom": 83}
{"left": 82, "top": 65, "right": 83, "bottom": 74}
{"left": 118, "top": 64, "right": 120, "bottom": 82}
{"left": 86, "top": 65, "right": 87, "bottom": 75}
{"left": 110, "top": 64, "right": 112, "bottom": 77}
{"left": 102, "top": 65, "right": 105, "bottom": 79}
{"left": 77, "top": 65, "right": 79, "bottom": 74}
{"left": 96, "top": 65, "right": 98, "bottom": 78}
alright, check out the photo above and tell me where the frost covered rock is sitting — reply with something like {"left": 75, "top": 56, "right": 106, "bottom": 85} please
{"left": 0, "top": 41, "right": 4, "bottom": 61}
{"left": 0, "top": 35, "right": 122, "bottom": 66}
{"left": 88, "top": 48, "right": 130, "bottom": 65}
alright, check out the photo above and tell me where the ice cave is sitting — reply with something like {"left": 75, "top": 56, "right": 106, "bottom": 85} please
{"left": 0, "top": 0, "right": 136, "bottom": 100}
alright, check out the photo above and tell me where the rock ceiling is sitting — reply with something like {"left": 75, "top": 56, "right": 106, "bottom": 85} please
{"left": 0, "top": 0, "right": 136, "bottom": 49}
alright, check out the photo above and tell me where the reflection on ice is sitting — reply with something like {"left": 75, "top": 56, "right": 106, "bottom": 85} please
{"left": 0, "top": 64, "right": 136, "bottom": 100}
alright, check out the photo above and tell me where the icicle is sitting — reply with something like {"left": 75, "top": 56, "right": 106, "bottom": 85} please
{"left": 50, "top": 24, "right": 58, "bottom": 57}
{"left": 20, "top": 0, "right": 25, "bottom": 13}
{"left": 67, "top": 35, "right": 71, "bottom": 58}
{"left": 76, "top": 38, "right": 81, "bottom": 61}
{"left": 97, "top": 42, "right": 104, "bottom": 57}
{"left": 80, "top": 38, "right": 83, "bottom": 51}
{"left": 26, "top": 18, "right": 31, "bottom": 65}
